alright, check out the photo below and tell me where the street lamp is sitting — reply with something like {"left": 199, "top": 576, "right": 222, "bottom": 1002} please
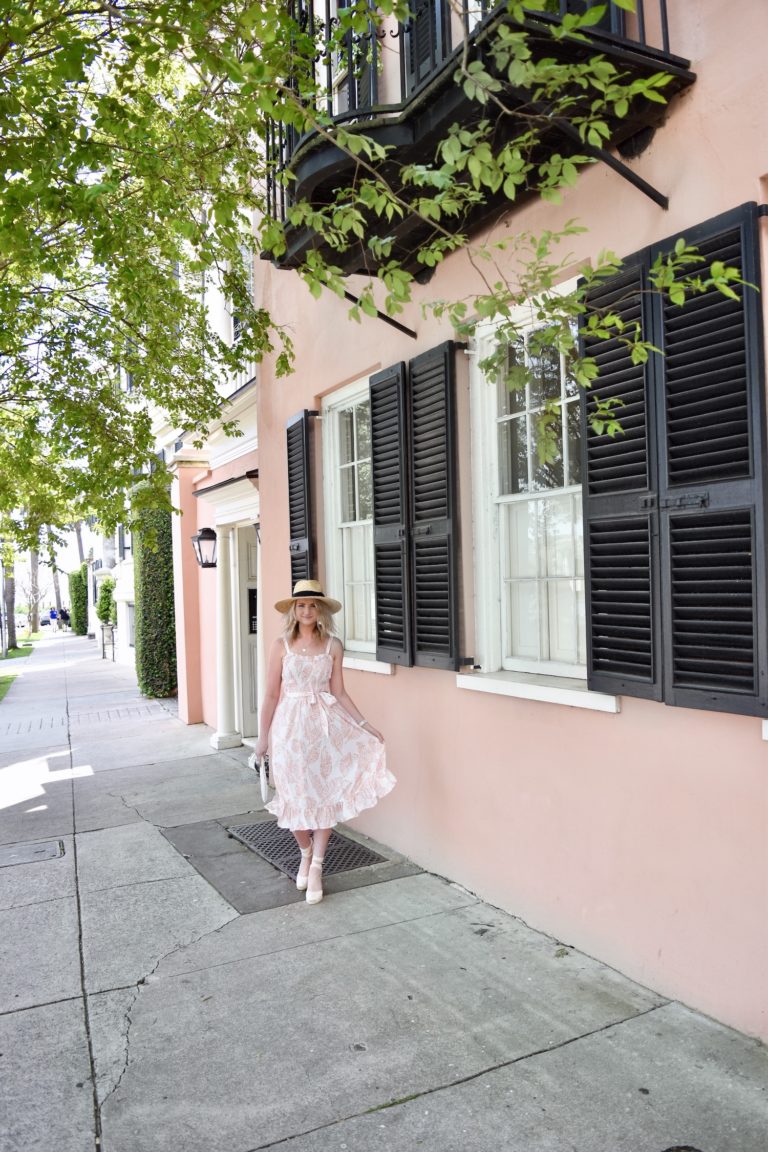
{"left": 191, "top": 527, "right": 217, "bottom": 568}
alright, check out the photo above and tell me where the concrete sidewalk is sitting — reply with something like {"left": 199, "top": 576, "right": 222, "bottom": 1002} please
{"left": 1, "top": 634, "right": 765, "bottom": 1152}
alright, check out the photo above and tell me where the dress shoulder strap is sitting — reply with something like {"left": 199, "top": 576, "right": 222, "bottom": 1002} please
{"left": 325, "top": 636, "right": 333, "bottom": 655}
{"left": 282, "top": 637, "right": 291, "bottom": 655}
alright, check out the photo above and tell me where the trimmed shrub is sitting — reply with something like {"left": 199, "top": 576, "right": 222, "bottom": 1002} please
{"left": 68, "top": 564, "right": 88, "bottom": 636}
{"left": 96, "top": 577, "right": 117, "bottom": 626}
{"left": 134, "top": 506, "right": 177, "bottom": 698}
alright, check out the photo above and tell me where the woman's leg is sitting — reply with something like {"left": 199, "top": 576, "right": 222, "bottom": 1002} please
{"left": 293, "top": 830, "right": 313, "bottom": 890}
{"left": 306, "top": 827, "right": 331, "bottom": 904}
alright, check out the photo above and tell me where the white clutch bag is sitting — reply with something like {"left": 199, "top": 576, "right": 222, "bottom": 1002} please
{"left": 248, "top": 753, "right": 273, "bottom": 804}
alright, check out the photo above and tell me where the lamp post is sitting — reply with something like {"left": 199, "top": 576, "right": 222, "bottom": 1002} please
{"left": 191, "top": 527, "right": 217, "bottom": 568}
{"left": 0, "top": 541, "right": 7, "bottom": 660}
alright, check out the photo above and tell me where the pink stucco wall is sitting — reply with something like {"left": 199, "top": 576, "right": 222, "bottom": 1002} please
{"left": 179, "top": 1, "right": 768, "bottom": 1039}
{"left": 171, "top": 468, "right": 204, "bottom": 724}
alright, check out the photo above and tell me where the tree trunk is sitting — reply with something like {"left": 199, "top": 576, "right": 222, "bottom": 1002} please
{"left": 73, "top": 521, "right": 85, "bottom": 564}
{"left": 102, "top": 532, "right": 116, "bottom": 570}
{"left": 4, "top": 571, "right": 18, "bottom": 649}
{"left": 30, "top": 549, "right": 40, "bottom": 632}
{"left": 52, "top": 566, "right": 62, "bottom": 614}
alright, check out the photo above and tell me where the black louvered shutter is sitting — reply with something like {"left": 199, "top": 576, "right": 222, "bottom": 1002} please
{"left": 653, "top": 204, "right": 768, "bottom": 716}
{"left": 582, "top": 264, "right": 662, "bottom": 699}
{"left": 408, "top": 342, "right": 460, "bottom": 670}
{"left": 583, "top": 203, "right": 767, "bottom": 716}
{"left": 404, "top": 0, "right": 451, "bottom": 95}
{"left": 286, "top": 410, "right": 315, "bottom": 584}
{"left": 370, "top": 363, "right": 412, "bottom": 665}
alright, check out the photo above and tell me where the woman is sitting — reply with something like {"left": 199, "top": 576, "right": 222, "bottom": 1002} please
{"left": 253, "top": 579, "right": 395, "bottom": 904}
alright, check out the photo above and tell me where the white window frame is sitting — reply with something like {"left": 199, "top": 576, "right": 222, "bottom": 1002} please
{"left": 322, "top": 377, "right": 376, "bottom": 656}
{"left": 464, "top": 311, "right": 618, "bottom": 712}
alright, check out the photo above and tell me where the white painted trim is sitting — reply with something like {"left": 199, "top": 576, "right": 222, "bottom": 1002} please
{"left": 456, "top": 670, "right": 620, "bottom": 713}
{"left": 322, "top": 378, "right": 375, "bottom": 651}
{"left": 343, "top": 655, "right": 394, "bottom": 676}
{"left": 194, "top": 478, "right": 260, "bottom": 527}
{"left": 470, "top": 304, "right": 587, "bottom": 679}
{"left": 208, "top": 433, "right": 258, "bottom": 470}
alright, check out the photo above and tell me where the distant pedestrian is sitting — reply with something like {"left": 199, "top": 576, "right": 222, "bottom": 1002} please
{"left": 253, "top": 579, "right": 394, "bottom": 905}
{"left": 49, "top": 606, "right": 58, "bottom": 632}
{"left": 59, "top": 607, "right": 70, "bottom": 630}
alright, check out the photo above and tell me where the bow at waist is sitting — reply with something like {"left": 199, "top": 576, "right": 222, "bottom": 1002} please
{"left": 282, "top": 689, "right": 337, "bottom": 735}
{"left": 283, "top": 690, "right": 337, "bottom": 704}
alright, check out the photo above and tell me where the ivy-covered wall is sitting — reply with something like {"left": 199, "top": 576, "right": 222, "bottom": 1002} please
{"left": 68, "top": 563, "right": 88, "bottom": 636}
{"left": 134, "top": 505, "right": 177, "bottom": 698}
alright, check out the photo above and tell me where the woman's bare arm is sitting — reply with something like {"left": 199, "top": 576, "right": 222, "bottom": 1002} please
{"left": 253, "top": 638, "right": 285, "bottom": 756}
{"left": 328, "top": 638, "right": 384, "bottom": 741}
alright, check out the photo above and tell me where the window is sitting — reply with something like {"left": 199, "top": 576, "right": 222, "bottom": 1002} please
{"left": 232, "top": 248, "right": 254, "bottom": 343}
{"left": 325, "top": 0, "right": 378, "bottom": 116}
{"left": 117, "top": 526, "right": 132, "bottom": 560}
{"left": 287, "top": 341, "right": 460, "bottom": 670}
{"left": 582, "top": 202, "right": 768, "bottom": 717}
{"left": 404, "top": 0, "right": 452, "bottom": 95}
{"left": 323, "top": 382, "right": 375, "bottom": 652}
{"left": 472, "top": 307, "right": 586, "bottom": 679}
{"left": 497, "top": 327, "right": 585, "bottom": 674}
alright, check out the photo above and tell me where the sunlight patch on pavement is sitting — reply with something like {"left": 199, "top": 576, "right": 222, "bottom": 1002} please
{"left": 0, "top": 750, "right": 94, "bottom": 810}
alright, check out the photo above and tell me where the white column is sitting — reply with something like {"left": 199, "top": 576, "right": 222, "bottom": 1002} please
{"left": 210, "top": 526, "right": 242, "bottom": 750}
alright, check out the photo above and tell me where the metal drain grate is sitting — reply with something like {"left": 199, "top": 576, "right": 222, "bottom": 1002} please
{"left": 227, "top": 821, "right": 386, "bottom": 880}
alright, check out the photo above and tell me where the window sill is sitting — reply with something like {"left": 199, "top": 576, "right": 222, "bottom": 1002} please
{"left": 343, "top": 654, "right": 394, "bottom": 676}
{"left": 456, "top": 670, "right": 620, "bottom": 713}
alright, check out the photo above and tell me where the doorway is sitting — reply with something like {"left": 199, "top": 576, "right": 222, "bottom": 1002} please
{"left": 238, "top": 524, "right": 259, "bottom": 737}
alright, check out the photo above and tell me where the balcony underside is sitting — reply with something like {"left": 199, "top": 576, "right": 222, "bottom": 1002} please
{"left": 271, "top": 15, "right": 695, "bottom": 278}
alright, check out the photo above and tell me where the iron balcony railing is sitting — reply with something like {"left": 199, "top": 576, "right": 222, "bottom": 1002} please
{"left": 266, "top": 0, "right": 677, "bottom": 226}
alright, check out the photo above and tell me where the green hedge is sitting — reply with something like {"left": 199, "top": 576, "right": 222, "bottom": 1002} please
{"left": 68, "top": 563, "right": 88, "bottom": 636}
{"left": 96, "top": 576, "right": 117, "bottom": 625}
{"left": 134, "top": 506, "right": 177, "bottom": 698}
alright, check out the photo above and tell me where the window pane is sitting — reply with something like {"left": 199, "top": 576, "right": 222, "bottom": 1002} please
{"left": 497, "top": 340, "right": 526, "bottom": 417}
{"left": 507, "top": 501, "right": 538, "bottom": 578}
{"left": 531, "top": 415, "right": 564, "bottom": 491}
{"left": 358, "top": 459, "right": 372, "bottom": 520}
{"left": 357, "top": 402, "right": 371, "bottom": 459}
{"left": 527, "top": 333, "right": 561, "bottom": 409}
{"left": 339, "top": 409, "right": 355, "bottom": 465}
{"left": 500, "top": 493, "right": 585, "bottom": 667}
{"left": 507, "top": 580, "right": 541, "bottom": 659}
{"left": 564, "top": 353, "right": 578, "bottom": 397}
{"left": 543, "top": 495, "right": 575, "bottom": 577}
{"left": 573, "top": 494, "right": 584, "bottom": 577}
{"left": 547, "top": 578, "right": 580, "bottom": 664}
{"left": 499, "top": 416, "right": 528, "bottom": 495}
{"left": 566, "top": 399, "right": 581, "bottom": 485}
{"left": 341, "top": 523, "right": 374, "bottom": 644}
{"left": 340, "top": 465, "right": 356, "bottom": 522}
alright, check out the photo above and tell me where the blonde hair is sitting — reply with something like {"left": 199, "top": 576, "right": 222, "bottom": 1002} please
{"left": 281, "top": 599, "right": 337, "bottom": 643}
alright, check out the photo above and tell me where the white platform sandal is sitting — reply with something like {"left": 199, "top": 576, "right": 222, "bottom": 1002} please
{"left": 306, "top": 855, "right": 325, "bottom": 904}
{"left": 296, "top": 844, "right": 313, "bottom": 891}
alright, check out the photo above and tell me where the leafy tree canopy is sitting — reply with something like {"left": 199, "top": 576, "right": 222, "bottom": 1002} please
{"left": 0, "top": 1, "right": 743, "bottom": 548}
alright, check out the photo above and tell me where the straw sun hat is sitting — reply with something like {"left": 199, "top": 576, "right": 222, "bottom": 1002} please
{"left": 274, "top": 579, "right": 342, "bottom": 615}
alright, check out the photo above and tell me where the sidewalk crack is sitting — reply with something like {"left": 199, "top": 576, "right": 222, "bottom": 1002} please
{"left": 95, "top": 915, "right": 239, "bottom": 1115}
{"left": 241, "top": 1001, "right": 669, "bottom": 1152}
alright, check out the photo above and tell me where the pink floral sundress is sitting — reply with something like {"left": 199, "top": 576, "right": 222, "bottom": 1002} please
{"left": 266, "top": 638, "right": 396, "bottom": 830}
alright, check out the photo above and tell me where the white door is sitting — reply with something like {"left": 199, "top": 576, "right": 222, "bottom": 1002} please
{"left": 238, "top": 525, "right": 259, "bottom": 737}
